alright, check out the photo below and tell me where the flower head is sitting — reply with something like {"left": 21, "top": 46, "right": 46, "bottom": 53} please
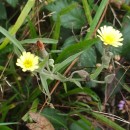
{"left": 16, "top": 52, "right": 39, "bottom": 72}
{"left": 97, "top": 25, "right": 123, "bottom": 47}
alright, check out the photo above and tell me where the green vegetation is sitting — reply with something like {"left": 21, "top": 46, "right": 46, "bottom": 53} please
{"left": 0, "top": 0, "right": 130, "bottom": 130}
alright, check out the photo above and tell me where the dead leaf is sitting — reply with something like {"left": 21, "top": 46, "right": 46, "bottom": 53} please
{"left": 26, "top": 123, "right": 42, "bottom": 130}
{"left": 26, "top": 112, "right": 55, "bottom": 130}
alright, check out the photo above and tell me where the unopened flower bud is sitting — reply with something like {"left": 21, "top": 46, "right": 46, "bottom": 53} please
{"left": 96, "top": 63, "right": 102, "bottom": 67}
{"left": 49, "top": 59, "right": 54, "bottom": 68}
{"left": 17, "top": 76, "right": 22, "bottom": 81}
{"left": 109, "top": 64, "right": 113, "bottom": 72}
{"left": 114, "top": 55, "right": 121, "bottom": 61}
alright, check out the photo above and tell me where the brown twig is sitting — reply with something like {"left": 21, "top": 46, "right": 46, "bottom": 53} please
{"left": 39, "top": 58, "right": 78, "bottom": 112}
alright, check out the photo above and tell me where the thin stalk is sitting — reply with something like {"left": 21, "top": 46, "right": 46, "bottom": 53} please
{"left": 82, "top": 0, "right": 92, "bottom": 25}
{"left": 85, "top": 0, "right": 109, "bottom": 40}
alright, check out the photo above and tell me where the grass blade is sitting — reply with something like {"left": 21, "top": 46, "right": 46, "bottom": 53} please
{"left": 0, "top": 0, "right": 35, "bottom": 50}
{"left": 82, "top": 0, "right": 92, "bottom": 25}
{"left": 0, "top": 26, "right": 25, "bottom": 52}
{"left": 92, "top": 112, "right": 126, "bottom": 130}
{"left": 20, "top": 38, "right": 58, "bottom": 45}
{"left": 85, "top": 0, "right": 108, "bottom": 40}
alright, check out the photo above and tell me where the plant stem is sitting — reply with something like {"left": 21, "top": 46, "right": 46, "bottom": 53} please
{"left": 39, "top": 58, "right": 78, "bottom": 112}
{"left": 85, "top": 0, "right": 109, "bottom": 40}
{"left": 82, "top": 0, "right": 92, "bottom": 25}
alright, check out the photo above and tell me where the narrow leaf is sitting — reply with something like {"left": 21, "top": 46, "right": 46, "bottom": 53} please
{"left": 20, "top": 38, "right": 58, "bottom": 45}
{"left": 0, "top": 26, "right": 25, "bottom": 52}
{"left": 0, "top": 0, "right": 35, "bottom": 50}
{"left": 56, "top": 38, "right": 98, "bottom": 63}
{"left": 92, "top": 112, "right": 125, "bottom": 130}
{"left": 53, "top": 51, "right": 82, "bottom": 73}
{"left": 85, "top": 0, "right": 108, "bottom": 39}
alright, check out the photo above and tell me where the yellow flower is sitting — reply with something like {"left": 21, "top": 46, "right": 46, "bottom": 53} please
{"left": 16, "top": 52, "right": 39, "bottom": 72}
{"left": 97, "top": 25, "right": 123, "bottom": 47}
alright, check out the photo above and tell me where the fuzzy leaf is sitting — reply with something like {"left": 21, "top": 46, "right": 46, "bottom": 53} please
{"left": 46, "top": 0, "right": 86, "bottom": 29}
{"left": 6, "top": 0, "right": 18, "bottom": 8}
{"left": 79, "top": 48, "right": 96, "bottom": 67}
{"left": 26, "top": 112, "right": 54, "bottom": 130}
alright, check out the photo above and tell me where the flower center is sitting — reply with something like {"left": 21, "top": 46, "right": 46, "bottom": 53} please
{"left": 104, "top": 34, "right": 115, "bottom": 44}
{"left": 23, "top": 59, "right": 33, "bottom": 68}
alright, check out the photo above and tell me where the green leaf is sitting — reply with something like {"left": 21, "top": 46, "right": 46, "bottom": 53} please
{"left": 0, "top": 122, "right": 18, "bottom": 126}
{"left": 121, "top": 14, "right": 130, "bottom": 59}
{"left": 90, "top": 65, "right": 104, "bottom": 80}
{"left": 53, "top": 15, "right": 61, "bottom": 41}
{"left": 85, "top": 0, "right": 108, "bottom": 39}
{"left": 95, "top": 41, "right": 103, "bottom": 54}
{"left": 51, "top": 0, "right": 82, "bottom": 48}
{"left": 92, "top": 112, "right": 125, "bottom": 130}
{"left": 20, "top": 38, "right": 58, "bottom": 45}
{"left": 42, "top": 108, "right": 68, "bottom": 129}
{"left": 27, "top": 17, "right": 37, "bottom": 38}
{"left": 0, "top": 0, "right": 35, "bottom": 50}
{"left": 0, "top": 26, "right": 25, "bottom": 52}
{"left": 62, "top": 35, "right": 79, "bottom": 48}
{"left": 56, "top": 38, "right": 98, "bottom": 63}
{"left": 61, "top": 88, "right": 100, "bottom": 102}
{"left": 70, "top": 119, "right": 92, "bottom": 130}
{"left": 123, "top": 84, "right": 130, "bottom": 93}
{"left": 6, "top": 0, "right": 18, "bottom": 8}
{"left": 53, "top": 51, "right": 82, "bottom": 73}
{"left": 22, "top": 98, "right": 39, "bottom": 121}
{"left": 82, "top": 0, "right": 92, "bottom": 25}
{"left": 39, "top": 73, "right": 50, "bottom": 98}
{"left": 0, "top": 126, "right": 13, "bottom": 130}
{"left": 74, "top": 101, "right": 91, "bottom": 109}
{"left": 29, "top": 88, "right": 41, "bottom": 101}
{"left": 38, "top": 57, "right": 49, "bottom": 69}
{"left": 109, "top": 46, "right": 122, "bottom": 55}
{"left": 46, "top": 0, "right": 86, "bottom": 29}
{"left": 0, "top": 2, "right": 7, "bottom": 19}
{"left": 69, "top": 78, "right": 82, "bottom": 88}
{"left": 0, "top": 94, "right": 18, "bottom": 121}
{"left": 79, "top": 48, "right": 96, "bottom": 67}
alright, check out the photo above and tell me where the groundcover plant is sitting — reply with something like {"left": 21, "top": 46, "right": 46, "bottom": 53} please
{"left": 0, "top": 0, "right": 130, "bottom": 130}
